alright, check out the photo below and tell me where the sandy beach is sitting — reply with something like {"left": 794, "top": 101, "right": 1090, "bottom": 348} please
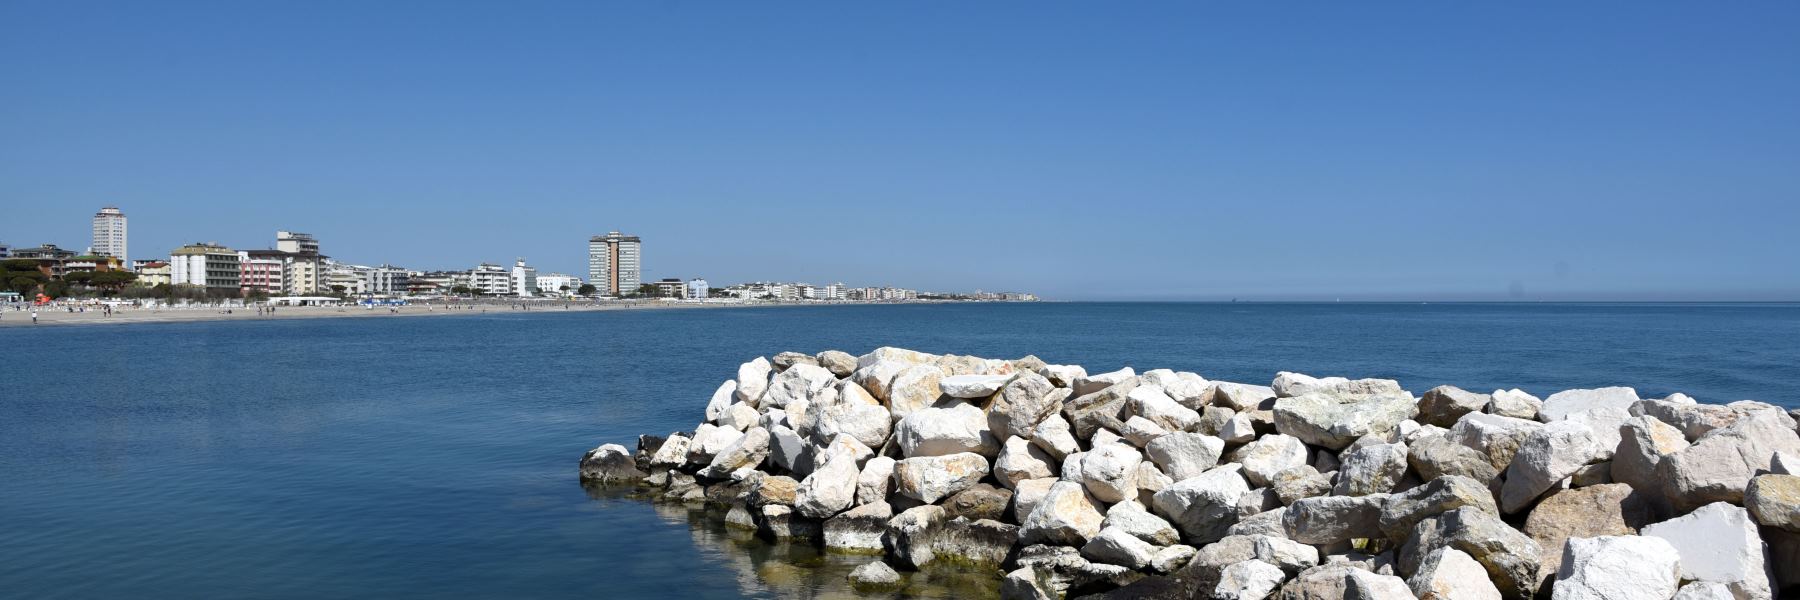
{"left": 0, "top": 299, "right": 759, "bottom": 328}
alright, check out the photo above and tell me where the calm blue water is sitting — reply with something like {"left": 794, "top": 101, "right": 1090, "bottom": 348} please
{"left": 2, "top": 302, "right": 1797, "bottom": 598}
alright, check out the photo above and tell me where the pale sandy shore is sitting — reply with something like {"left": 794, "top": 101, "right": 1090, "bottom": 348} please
{"left": 0, "top": 299, "right": 769, "bottom": 328}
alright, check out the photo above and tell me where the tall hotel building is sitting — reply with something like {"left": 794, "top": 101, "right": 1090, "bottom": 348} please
{"left": 587, "top": 231, "right": 641, "bottom": 296}
{"left": 92, "top": 206, "right": 128, "bottom": 265}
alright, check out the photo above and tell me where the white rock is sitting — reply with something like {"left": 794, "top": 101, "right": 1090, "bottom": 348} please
{"left": 1551, "top": 535, "right": 1681, "bottom": 600}
{"left": 1334, "top": 441, "right": 1408, "bottom": 496}
{"left": 768, "top": 425, "right": 813, "bottom": 476}
{"left": 1012, "top": 478, "right": 1058, "bottom": 526}
{"left": 686, "top": 423, "right": 745, "bottom": 466}
{"left": 1031, "top": 414, "right": 1081, "bottom": 460}
{"left": 1151, "top": 464, "right": 1250, "bottom": 545}
{"left": 1100, "top": 500, "right": 1181, "bottom": 546}
{"left": 838, "top": 378, "right": 879, "bottom": 406}
{"left": 1080, "top": 526, "right": 1157, "bottom": 569}
{"left": 988, "top": 372, "right": 1067, "bottom": 440}
{"left": 701, "top": 426, "right": 770, "bottom": 479}
{"left": 1212, "top": 560, "right": 1285, "bottom": 600}
{"left": 704, "top": 380, "right": 738, "bottom": 423}
{"left": 893, "top": 452, "right": 989, "bottom": 503}
{"left": 856, "top": 456, "right": 895, "bottom": 505}
{"left": 848, "top": 560, "right": 902, "bottom": 589}
{"left": 1038, "top": 364, "right": 1087, "bottom": 388}
{"left": 1129, "top": 385, "right": 1201, "bottom": 432}
{"left": 1657, "top": 409, "right": 1800, "bottom": 512}
{"left": 764, "top": 363, "right": 836, "bottom": 409}
{"left": 1270, "top": 372, "right": 1404, "bottom": 398}
{"left": 1500, "top": 420, "right": 1605, "bottom": 514}
{"left": 720, "top": 402, "right": 760, "bottom": 431}
{"left": 1080, "top": 443, "right": 1144, "bottom": 504}
{"left": 1446, "top": 411, "right": 1545, "bottom": 471}
{"left": 1147, "top": 432, "right": 1226, "bottom": 482}
{"left": 1210, "top": 382, "right": 1276, "bottom": 412}
{"left": 1020, "top": 480, "right": 1107, "bottom": 546}
{"left": 1151, "top": 544, "right": 1197, "bottom": 574}
{"left": 648, "top": 434, "right": 691, "bottom": 469}
{"left": 1120, "top": 416, "right": 1170, "bottom": 447}
{"left": 1230, "top": 434, "right": 1309, "bottom": 487}
{"left": 1671, "top": 582, "right": 1736, "bottom": 600}
{"left": 940, "top": 373, "right": 1013, "bottom": 398}
{"left": 1061, "top": 451, "right": 1087, "bottom": 481}
{"left": 1641, "top": 502, "right": 1774, "bottom": 600}
{"left": 1488, "top": 388, "right": 1543, "bottom": 419}
{"left": 794, "top": 449, "right": 859, "bottom": 518}
{"left": 1408, "top": 548, "right": 1500, "bottom": 600}
{"left": 1075, "top": 367, "right": 1136, "bottom": 396}
{"left": 1541, "top": 386, "right": 1641, "bottom": 455}
{"left": 887, "top": 364, "right": 947, "bottom": 422}
{"left": 1219, "top": 413, "right": 1257, "bottom": 444}
{"left": 994, "top": 436, "right": 1058, "bottom": 489}
{"left": 735, "top": 357, "right": 772, "bottom": 404}
{"left": 1273, "top": 391, "right": 1418, "bottom": 450}
{"left": 1092, "top": 428, "right": 1125, "bottom": 449}
{"left": 894, "top": 402, "right": 1000, "bottom": 458}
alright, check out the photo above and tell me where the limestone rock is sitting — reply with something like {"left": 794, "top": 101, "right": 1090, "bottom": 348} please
{"left": 1147, "top": 432, "right": 1227, "bottom": 482}
{"left": 1020, "top": 481, "right": 1107, "bottom": 546}
{"left": 1219, "top": 413, "right": 1257, "bottom": 445}
{"left": 1282, "top": 494, "right": 1387, "bottom": 545}
{"left": 1656, "top": 409, "right": 1800, "bottom": 513}
{"left": 1551, "top": 535, "right": 1681, "bottom": 600}
{"left": 885, "top": 504, "right": 947, "bottom": 568}
{"left": 1269, "top": 466, "right": 1333, "bottom": 506}
{"left": 1102, "top": 500, "right": 1181, "bottom": 546}
{"left": 894, "top": 452, "right": 989, "bottom": 503}
{"left": 647, "top": 433, "right": 691, "bottom": 470}
{"left": 945, "top": 483, "right": 1013, "bottom": 521}
{"left": 1610, "top": 415, "right": 1687, "bottom": 510}
{"left": 719, "top": 402, "right": 759, "bottom": 431}
{"left": 894, "top": 402, "right": 1000, "bottom": 458}
{"left": 767, "top": 425, "right": 812, "bottom": 476}
{"left": 686, "top": 423, "right": 744, "bottom": 466}
{"left": 1081, "top": 443, "right": 1145, "bottom": 504}
{"left": 1335, "top": 441, "right": 1408, "bottom": 496}
{"left": 995, "top": 436, "right": 1058, "bottom": 489}
{"left": 1188, "top": 534, "right": 1321, "bottom": 576}
{"left": 1641, "top": 502, "right": 1774, "bottom": 600}
{"left": 1013, "top": 478, "right": 1059, "bottom": 527}
{"left": 1143, "top": 368, "right": 1213, "bottom": 409}
{"left": 1446, "top": 412, "right": 1544, "bottom": 472}
{"left": 941, "top": 373, "right": 1013, "bottom": 398}
{"left": 1121, "top": 416, "right": 1171, "bottom": 448}
{"left": 578, "top": 443, "right": 646, "bottom": 483}
{"left": 887, "top": 364, "right": 948, "bottom": 422}
{"left": 1130, "top": 385, "right": 1202, "bottom": 432}
{"left": 1487, "top": 388, "right": 1543, "bottom": 420}
{"left": 1632, "top": 399, "right": 1740, "bottom": 441}
{"left": 1273, "top": 392, "right": 1418, "bottom": 450}
{"left": 1539, "top": 386, "right": 1640, "bottom": 455}
{"left": 1400, "top": 507, "right": 1542, "bottom": 600}
{"left": 1076, "top": 367, "right": 1137, "bottom": 396}
{"left": 857, "top": 455, "right": 895, "bottom": 505}
{"left": 1523, "top": 484, "right": 1653, "bottom": 588}
{"left": 749, "top": 475, "right": 799, "bottom": 507}
{"left": 1377, "top": 475, "right": 1499, "bottom": 542}
{"left": 1230, "top": 434, "right": 1310, "bottom": 487}
{"left": 1418, "top": 386, "right": 1489, "bottom": 428}
{"left": 1407, "top": 548, "right": 1500, "bottom": 600}
{"left": 794, "top": 449, "right": 859, "bottom": 518}
{"left": 1151, "top": 544, "right": 1197, "bottom": 574}
{"left": 1277, "top": 564, "right": 1416, "bottom": 599}
{"left": 1408, "top": 435, "right": 1500, "bottom": 484}
{"left": 847, "top": 560, "right": 903, "bottom": 591}
{"left": 1152, "top": 465, "right": 1251, "bottom": 545}
{"left": 1213, "top": 559, "right": 1287, "bottom": 600}
{"left": 809, "top": 400, "right": 892, "bottom": 449}
{"left": 1671, "top": 582, "right": 1736, "bottom": 600}
{"left": 1038, "top": 364, "right": 1088, "bottom": 388}
{"left": 1065, "top": 379, "right": 1140, "bottom": 441}
{"left": 1500, "top": 420, "right": 1604, "bottom": 514}
{"left": 1746, "top": 474, "right": 1800, "bottom": 532}
{"left": 735, "top": 356, "right": 772, "bottom": 404}
{"left": 1082, "top": 526, "right": 1158, "bottom": 569}
{"left": 700, "top": 426, "right": 771, "bottom": 479}
{"left": 1271, "top": 372, "right": 1404, "bottom": 399}
{"left": 765, "top": 363, "right": 835, "bottom": 409}
{"left": 814, "top": 350, "right": 857, "bottom": 377}
{"left": 1211, "top": 382, "right": 1276, "bottom": 412}
{"left": 824, "top": 501, "right": 893, "bottom": 552}
{"left": 990, "top": 372, "right": 1068, "bottom": 440}
{"left": 704, "top": 380, "right": 738, "bottom": 423}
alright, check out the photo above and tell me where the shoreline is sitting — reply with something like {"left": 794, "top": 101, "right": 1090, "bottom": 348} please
{"left": 0, "top": 299, "right": 997, "bottom": 328}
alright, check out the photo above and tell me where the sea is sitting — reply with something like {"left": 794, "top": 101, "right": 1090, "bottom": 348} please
{"left": 2, "top": 302, "right": 1796, "bottom": 598}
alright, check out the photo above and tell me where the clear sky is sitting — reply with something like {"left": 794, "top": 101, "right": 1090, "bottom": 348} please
{"left": 3, "top": 2, "right": 1797, "bottom": 301}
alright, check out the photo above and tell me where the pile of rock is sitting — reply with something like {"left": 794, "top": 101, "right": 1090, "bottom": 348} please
{"left": 578, "top": 348, "right": 1800, "bottom": 599}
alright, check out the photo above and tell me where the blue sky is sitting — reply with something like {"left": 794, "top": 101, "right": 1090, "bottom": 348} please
{"left": 3, "top": 2, "right": 1797, "bottom": 300}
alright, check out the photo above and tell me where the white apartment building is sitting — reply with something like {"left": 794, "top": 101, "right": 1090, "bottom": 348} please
{"left": 363, "top": 265, "right": 410, "bottom": 295}
{"left": 92, "top": 206, "right": 127, "bottom": 265}
{"left": 511, "top": 259, "right": 538, "bottom": 297}
{"left": 469, "top": 263, "right": 512, "bottom": 295}
{"left": 686, "top": 278, "right": 709, "bottom": 299}
{"left": 587, "top": 231, "right": 641, "bottom": 296}
{"left": 824, "top": 282, "right": 846, "bottom": 300}
{"left": 537, "top": 273, "right": 582, "bottom": 296}
{"left": 170, "top": 243, "right": 241, "bottom": 290}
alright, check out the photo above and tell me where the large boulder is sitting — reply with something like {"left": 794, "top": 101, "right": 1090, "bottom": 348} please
{"left": 1378, "top": 475, "right": 1500, "bottom": 542}
{"left": 735, "top": 357, "right": 773, "bottom": 404}
{"left": 1129, "top": 385, "right": 1201, "bottom": 432}
{"left": 686, "top": 423, "right": 745, "bottom": 466}
{"left": 941, "top": 373, "right": 1014, "bottom": 399}
{"left": 1081, "top": 526, "right": 1158, "bottom": 569}
{"left": 1101, "top": 500, "right": 1181, "bottom": 546}
{"left": 810, "top": 399, "right": 891, "bottom": 450}
{"left": 1282, "top": 494, "right": 1388, "bottom": 545}
{"left": 700, "top": 426, "right": 771, "bottom": 479}
{"left": 1486, "top": 388, "right": 1543, "bottom": 420}
{"left": 1399, "top": 507, "right": 1542, "bottom": 600}
{"left": 1031, "top": 414, "right": 1082, "bottom": 460}
{"left": 1500, "top": 420, "right": 1605, "bottom": 514}
{"left": 1210, "top": 382, "right": 1276, "bottom": 412}
{"left": 1746, "top": 474, "right": 1800, "bottom": 532}
{"left": 894, "top": 402, "right": 1000, "bottom": 458}
{"left": 1230, "top": 434, "right": 1310, "bottom": 487}
{"left": 1610, "top": 415, "right": 1688, "bottom": 506}
{"left": 767, "top": 425, "right": 813, "bottom": 476}
{"left": 1151, "top": 465, "right": 1251, "bottom": 545}
{"left": 704, "top": 380, "right": 738, "bottom": 423}
{"left": 847, "top": 560, "right": 903, "bottom": 591}
{"left": 1445, "top": 412, "right": 1544, "bottom": 472}
{"left": 1038, "top": 364, "right": 1088, "bottom": 388}
{"left": 793, "top": 450, "right": 859, "bottom": 518}
{"left": 815, "top": 350, "right": 857, "bottom": 377}
{"left": 1276, "top": 564, "right": 1416, "bottom": 599}
{"left": 578, "top": 443, "right": 646, "bottom": 483}
{"left": 945, "top": 483, "right": 1013, "bottom": 522}
{"left": 1632, "top": 399, "right": 1741, "bottom": 441}
{"left": 1141, "top": 368, "right": 1212, "bottom": 409}
{"left": 1408, "top": 548, "right": 1501, "bottom": 600}
{"left": 1273, "top": 392, "right": 1418, "bottom": 450}
{"left": 989, "top": 372, "right": 1069, "bottom": 440}
{"left": 1408, "top": 435, "right": 1501, "bottom": 484}
{"left": 1146, "top": 432, "right": 1226, "bottom": 482}
{"left": 1081, "top": 443, "right": 1145, "bottom": 504}
{"left": 718, "top": 402, "right": 759, "bottom": 431}
{"left": 1539, "top": 386, "right": 1640, "bottom": 454}
{"left": 1270, "top": 372, "right": 1404, "bottom": 399}
{"left": 1418, "top": 385, "right": 1490, "bottom": 428}
{"left": 885, "top": 504, "right": 947, "bottom": 568}
{"left": 1075, "top": 367, "right": 1137, "bottom": 396}
{"left": 893, "top": 452, "right": 989, "bottom": 503}
{"left": 1523, "top": 484, "right": 1653, "bottom": 589}
{"left": 1656, "top": 409, "right": 1800, "bottom": 513}
{"left": 1551, "top": 535, "right": 1681, "bottom": 600}
{"left": 995, "top": 436, "right": 1058, "bottom": 489}
{"left": 647, "top": 433, "right": 692, "bottom": 470}
{"left": 1335, "top": 441, "right": 1408, "bottom": 496}
{"left": 824, "top": 501, "right": 893, "bottom": 553}
{"left": 886, "top": 364, "right": 948, "bottom": 422}
{"left": 1065, "top": 379, "right": 1140, "bottom": 440}
{"left": 1013, "top": 478, "right": 1059, "bottom": 527}
{"left": 1213, "top": 559, "right": 1287, "bottom": 600}
{"left": 764, "top": 363, "right": 835, "bottom": 409}
{"left": 856, "top": 455, "right": 895, "bottom": 505}
{"left": 1641, "top": 502, "right": 1775, "bottom": 600}
{"left": 1019, "top": 481, "right": 1107, "bottom": 546}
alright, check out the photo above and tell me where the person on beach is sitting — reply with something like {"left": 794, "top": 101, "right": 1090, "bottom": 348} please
{"left": 32, "top": 310, "right": 39, "bottom": 324}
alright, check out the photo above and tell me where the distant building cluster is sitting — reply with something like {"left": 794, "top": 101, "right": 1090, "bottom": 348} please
{"left": 3, "top": 206, "right": 1038, "bottom": 303}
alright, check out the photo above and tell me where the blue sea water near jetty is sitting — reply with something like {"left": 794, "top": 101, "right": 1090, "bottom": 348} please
{"left": 2, "top": 302, "right": 1796, "bottom": 598}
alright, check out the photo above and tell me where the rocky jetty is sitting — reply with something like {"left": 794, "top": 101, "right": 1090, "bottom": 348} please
{"left": 579, "top": 347, "right": 1800, "bottom": 599}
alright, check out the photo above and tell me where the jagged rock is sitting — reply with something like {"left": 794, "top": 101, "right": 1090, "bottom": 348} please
{"left": 894, "top": 452, "right": 989, "bottom": 503}
{"left": 1270, "top": 466, "right": 1333, "bottom": 506}
{"left": 1012, "top": 355, "right": 1048, "bottom": 373}
{"left": 1335, "top": 442, "right": 1408, "bottom": 496}
{"left": 1642, "top": 502, "right": 1774, "bottom": 600}
{"left": 1399, "top": 507, "right": 1542, "bottom": 600}
{"left": 1188, "top": 534, "right": 1321, "bottom": 576}
{"left": 749, "top": 475, "right": 799, "bottom": 506}
{"left": 1418, "top": 386, "right": 1489, "bottom": 428}
{"left": 1277, "top": 564, "right": 1415, "bottom": 599}
{"left": 1213, "top": 559, "right": 1287, "bottom": 599}
{"left": 735, "top": 356, "right": 772, "bottom": 404}
{"left": 1082, "top": 526, "right": 1158, "bottom": 569}
{"left": 848, "top": 560, "right": 903, "bottom": 590}
{"left": 578, "top": 443, "right": 646, "bottom": 483}
{"left": 1271, "top": 372, "right": 1404, "bottom": 399}
{"left": 995, "top": 436, "right": 1058, "bottom": 489}
{"left": 648, "top": 434, "right": 691, "bottom": 470}
{"left": 1020, "top": 481, "right": 1107, "bottom": 546}
{"left": 810, "top": 400, "right": 892, "bottom": 449}
{"left": 1747, "top": 474, "right": 1800, "bottom": 532}
{"left": 1121, "top": 416, "right": 1171, "bottom": 447}
{"left": 935, "top": 517, "right": 1019, "bottom": 566}
{"left": 718, "top": 402, "right": 758, "bottom": 431}
{"left": 1147, "top": 432, "right": 1227, "bottom": 482}
{"left": 1283, "top": 494, "right": 1387, "bottom": 545}
{"left": 1082, "top": 443, "right": 1145, "bottom": 504}
{"left": 887, "top": 364, "right": 948, "bottom": 422}
{"left": 1228, "top": 507, "right": 1288, "bottom": 537}
{"left": 1632, "top": 399, "right": 1740, "bottom": 441}
{"left": 1323, "top": 551, "right": 1397, "bottom": 576}
{"left": 815, "top": 350, "right": 857, "bottom": 377}
{"left": 1446, "top": 412, "right": 1544, "bottom": 472}
{"left": 765, "top": 363, "right": 835, "bottom": 409}
{"left": 1065, "top": 379, "right": 1140, "bottom": 440}
{"left": 824, "top": 501, "right": 893, "bottom": 552}
{"left": 725, "top": 504, "right": 757, "bottom": 529}
{"left": 771, "top": 351, "right": 818, "bottom": 372}
{"left": 1199, "top": 405, "right": 1236, "bottom": 436}
{"left": 945, "top": 483, "right": 1012, "bottom": 521}
{"left": 1231, "top": 434, "right": 1310, "bottom": 487}
{"left": 885, "top": 504, "right": 947, "bottom": 568}
{"left": 895, "top": 402, "right": 1000, "bottom": 458}
{"left": 1130, "top": 385, "right": 1202, "bottom": 432}
{"left": 1551, "top": 535, "right": 1681, "bottom": 600}
{"left": 767, "top": 425, "right": 811, "bottom": 476}
{"left": 856, "top": 456, "right": 894, "bottom": 505}
{"left": 1219, "top": 414, "right": 1257, "bottom": 445}
{"left": 686, "top": 423, "right": 745, "bottom": 466}
{"left": 1136, "top": 460, "right": 1174, "bottom": 505}
{"left": 1152, "top": 465, "right": 1251, "bottom": 545}
{"left": 1486, "top": 388, "right": 1542, "bottom": 420}
{"left": 1500, "top": 420, "right": 1605, "bottom": 514}
{"left": 1539, "top": 386, "right": 1640, "bottom": 455}
{"left": 942, "top": 373, "right": 1014, "bottom": 398}
{"left": 704, "top": 380, "right": 738, "bottom": 423}
{"left": 1671, "top": 582, "right": 1736, "bottom": 600}
{"left": 1238, "top": 488, "right": 1283, "bottom": 519}
{"left": 756, "top": 504, "right": 821, "bottom": 540}
{"left": 1062, "top": 451, "right": 1087, "bottom": 481}
{"left": 1407, "top": 435, "right": 1500, "bottom": 484}
{"left": 1407, "top": 548, "right": 1500, "bottom": 600}
{"left": 1151, "top": 544, "right": 1197, "bottom": 574}
{"left": 1656, "top": 409, "right": 1800, "bottom": 512}
{"left": 1102, "top": 500, "right": 1181, "bottom": 546}
{"left": 700, "top": 426, "right": 771, "bottom": 479}
{"left": 1014, "top": 478, "right": 1059, "bottom": 527}
{"left": 1523, "top": 484, "right": 1652, "bottom": 588}
{"left": 838, "top": 378, "right": 879, "bottom": 406}
{"left": 1273, "top": 392, "right": 1418, "bottom": 450}
{"left": 1039, "top": 364, "right": 1088, "bottom": 389}
{"left": 794, "top": 449, "right": 859, "bottom": 518}
{"left": 1211, "top": 382, "right": 1277, "bottom": 412}
{"left": 1012, "top": 544, "right": 1143, "bottom": 598}
{"left": 1076, "top": 367, "right": 1137, "bottom": 396}
{"left": 990, "top": 372, "right": 1068, "bottom": 440}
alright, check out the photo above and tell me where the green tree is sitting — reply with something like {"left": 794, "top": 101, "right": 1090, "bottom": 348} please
{"left": 450, "top": 285, "right": 473, "bottom": 296}
{"left": 577, "top": 283, "right": 596, "bottom": 296}
{"left": 635, "top": 283, "right": 657, "bottom": 297}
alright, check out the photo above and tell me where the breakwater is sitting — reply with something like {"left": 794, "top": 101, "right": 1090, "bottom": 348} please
{"left": 580, "top": 347, "right": 1800, "bottom": 599}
